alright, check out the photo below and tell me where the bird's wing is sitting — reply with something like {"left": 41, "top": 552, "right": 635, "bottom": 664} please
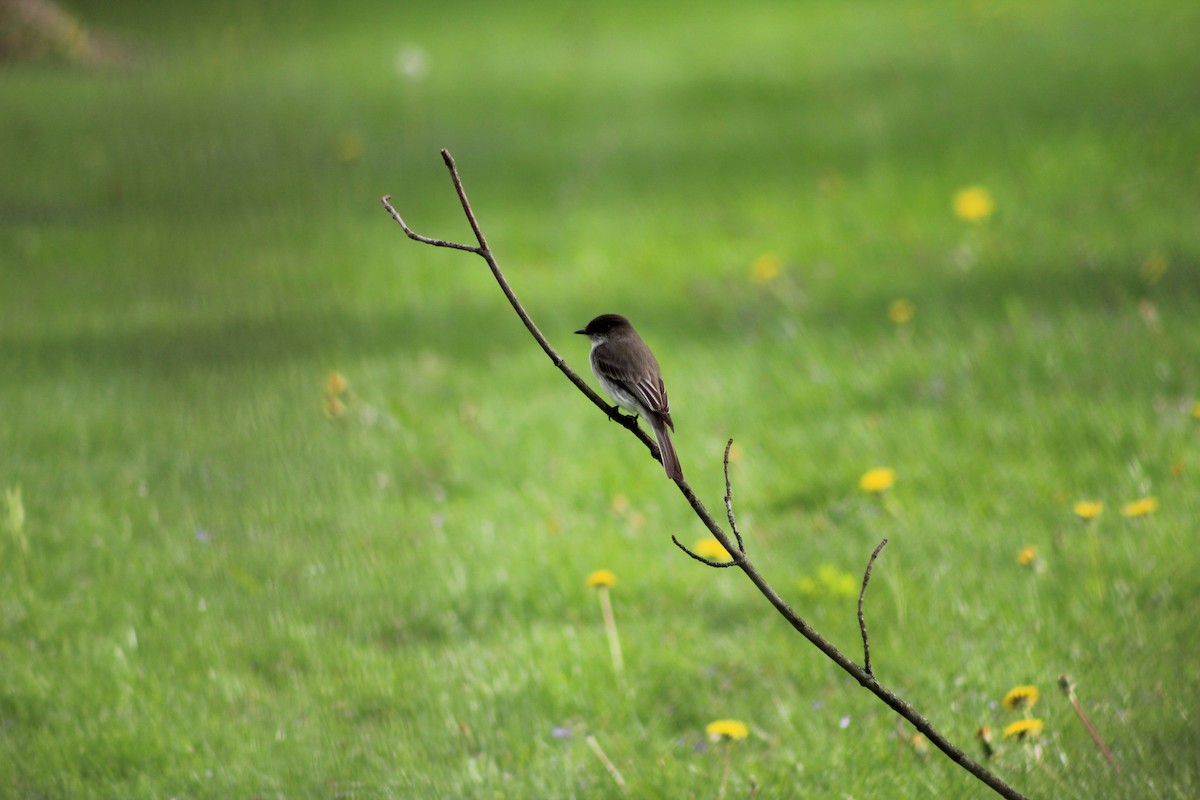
{"left": 592, "top": 345, "right": 674, "bottom": 431}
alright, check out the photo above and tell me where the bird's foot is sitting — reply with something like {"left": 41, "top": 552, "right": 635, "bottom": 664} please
{"left": 606, "top": 405, "right": 637, "bottom": 424}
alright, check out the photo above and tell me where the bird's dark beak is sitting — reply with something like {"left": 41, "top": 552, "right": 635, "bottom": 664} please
{"left": 574, "top": 328, "right": 588, "bottom": 335}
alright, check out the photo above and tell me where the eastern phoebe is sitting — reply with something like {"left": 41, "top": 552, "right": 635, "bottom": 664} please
{"left": 575, "top": 313, "right": 683, "bottom": 481}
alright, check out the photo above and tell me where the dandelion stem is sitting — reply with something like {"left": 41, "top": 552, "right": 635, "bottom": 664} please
{"left": 882, "top": 493, "right": 901, "bottom": 518}
{"left": 598, "top": 586, "right": 624, "bottom": 679}
{"left": 717, "top": 741, "right": 732, "bottom": 800}
{"left": 585, "top": 734, "right": 627, "bottom": 792}
{"left": 1087, "top": 526, "right": 1103, "bottom": 601}
{"left": 1059, "top": 674, "right": 1118, "bottom": 772}
{"left": 4, "top": 486, "right": 28, "bottom": 584}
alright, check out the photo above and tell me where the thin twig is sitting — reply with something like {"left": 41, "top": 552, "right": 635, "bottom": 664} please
{"left": 382, "top": 151, "right": 1030, "bottom": 800}
{"left": 380, "top": 195, "right": 481, "bottom": 254}
{"left": 671, "top": 534, "right": 737, "bottom": 568}
{"left": 722, "top": 439, "right": 745, "bottom": 554}
{"left": 439, "top": 149, "right": 492, "bottom": 254}
{"left": 858, "top": 538, "right": 888, "bottom": 676}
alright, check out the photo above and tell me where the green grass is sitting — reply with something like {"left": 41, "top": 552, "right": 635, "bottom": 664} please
{"left": 2, "top": 0, "right": 1199, "bottom": 796}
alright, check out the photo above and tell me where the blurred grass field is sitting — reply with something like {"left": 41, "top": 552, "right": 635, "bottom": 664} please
{"left": 2, "top": 0, "right": 1199, "bottom": 797}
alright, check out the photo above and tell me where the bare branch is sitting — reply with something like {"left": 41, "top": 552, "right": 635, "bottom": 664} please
{"left": 722, "top": 439, "right": 745, "bottom": 554}
{"left": 857, "top": 538, "right": 889, "bottom": 677}
{"left": 382, "top": 151, "right": 1030, "bottom": 800}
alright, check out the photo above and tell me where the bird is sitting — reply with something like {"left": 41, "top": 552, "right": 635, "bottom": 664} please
{"left": 575, "top": 313, "right": 683, "bottom": 481}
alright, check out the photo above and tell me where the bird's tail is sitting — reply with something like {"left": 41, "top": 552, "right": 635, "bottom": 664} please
{"left": 652, "top": 419, "right": 684, "bottom": 482}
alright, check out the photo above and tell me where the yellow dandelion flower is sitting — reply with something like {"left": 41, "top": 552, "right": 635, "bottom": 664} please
{"left": 336, "top": 131, "right": 363, "bottom": 163}
{"left": 816, "top": 168, "right": 842, "bottom": 195}
{"left": 1121, "top": 497, "right": 1158, "bottom": 518}
{"left": 1002, "top": 685, "right": 1039, "bottom": 711}
{"left": 585, "top": 569, "right": 617, "bottom": 589}
{"left": 859, "top": 467, "right": 895, "bottom": 493}
{"left": 751, "top": 252, "right": 782, "bottom": 285}
{"left": 818, "top": 564, "right": 858, "bottom": 598}
{"left": 953, "top": 186, "right": 994, "bottom": 222}
{"left": 1140, "top": 251, "right": 1168, "bottom": 285}
{"left": 693, "top": 538, "right": 730, "bottom": 560}
{"left": 1016, "top": 546, "right": 1037, "bottom": 567}
{"left": 1073, "top": 501, "right": 1103, "bottom": 521}
{"left": 832, "top": 575, "right": 857, "bottom": 598}
{"left": 976, "top": 725, "right": 995, "bottom": 758}
{"left": 911, "top": 733, "right": 929, "bottom": 755}
{"left": 1138, "top": 299, "right": 1159, "bottom": 329}
{"left": 1191, "top": 401, "right": 1200, "bottom": 420}
{"left": 888, "top": 298, "right": 915, "bottom": 325}
{"left": 1002, "top": 718, "right": 1044, "bottom": 740}
{"left": 324, "top": 371, "right": 348, "bottom": 396}
{"left": 706, "top": 720, "right": 749, "bottom": 741}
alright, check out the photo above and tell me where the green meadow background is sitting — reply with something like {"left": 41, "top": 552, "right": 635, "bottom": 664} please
{"left": 2, "top": 0, "right": 1199, "bottom": 797}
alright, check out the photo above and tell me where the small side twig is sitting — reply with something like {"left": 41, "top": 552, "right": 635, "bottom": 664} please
{"left": 722, "top": 439, "right": 745, "bottom": 554}
{"left": 858, "top": 538, "right": 888, "bottom": 676}
{"left": 670, "top": 440, "right": 744, "bottom": 567}
{"left": 380, "top": 200, "right": 480, "bottom": 253}
{"left": 671, "top": 534, "right": 737, "bottom": 568}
